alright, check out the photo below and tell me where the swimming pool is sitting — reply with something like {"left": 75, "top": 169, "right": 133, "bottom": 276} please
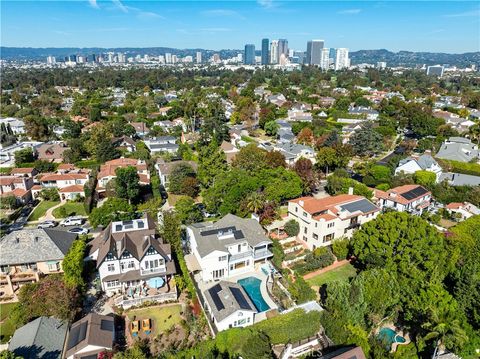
{"left": 238, "top": 277, "right": 270, "bottom": 312}
{"left": 378, "top": 328, "right": 406, "bottom": 349}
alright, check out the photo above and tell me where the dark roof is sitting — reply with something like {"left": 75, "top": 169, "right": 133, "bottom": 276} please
{"left": 400, "top": 186, "right": 428, "bottom": 201}
{"left": 8, "top": 317, "right": 68, "bottom": 359}
{"left": 318, "top": 346, "right": 366, "bottom": 359}
{"left": 64, "top": 313, "right": 114, "bottom": 359}
{"left": 340, "top": 199, "right": 379, "bottom": 214}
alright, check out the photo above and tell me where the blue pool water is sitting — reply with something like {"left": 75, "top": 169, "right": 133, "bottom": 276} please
{"left": 238, "top": 277, "right": 270, "bottom": 312}
{"left": 378, "top": 328, "right": 406, "bottom": 349}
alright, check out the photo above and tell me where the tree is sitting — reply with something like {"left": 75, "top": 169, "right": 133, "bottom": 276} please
{"left": 264, "top": 120, "right": 279, "bottom": 136}
{"left": 232, "top": 144, "right": 267, "bottom": 173}
{"left": 284, "top": 219, "right": 299, "bottom": 237}
{"left": 413, "top": 170, "right": 436, "bottom": 189}
{"left": 0, "top": 351, "right": 23, "bottom": 359}
{"left": 332, "top": 238, "right": 350, "bottom": 260}
{"left": 62, "top": 239, "right": 86, "bottom": 290}
{"left": 88, "top": 198, "right": 135, "bottom": 228}
{"left": 115, "top": 166, "right": 140, "bottom": 204}
{"left": 315, "top": 147, "right": 338, "bottom": 175}
{"left": 0, "top": 195, "right": 17, "bottom": 210}
{"left": 96, "top": 138, "right": 119, "bottom": 163}
{"left": 14, "top": 148, "right": 35, "bottom": 166}
{"left": 33, "top": 160, "right": 56, "bottom": 173}
{"left": 245, "top": 192, "right": 266, "bottom": 215}
{"left": 265, "top": 150, "right": 286, "bottom": 169}
{"left": 349, "top": 122, "right": 384, "bottom": 156}
{"left": 174, "top": 196, "right": 203, "bottom": 224}
{"left": 169, "top": 163, "right": 198, "bottom": 196}
{"left": 293, "top": 158, "right": 317, "bottom": 194}
{"left": 39, "top": 188, "right": 60, "bottom": 201}
{"left": 198, "top": 141, "right": 228, "bottom": 187}
{"left": 297, "top": 127, "right": 314, "bottom": 145}
{"left": 24, "top": 116, "right": 51, "bottom": 141}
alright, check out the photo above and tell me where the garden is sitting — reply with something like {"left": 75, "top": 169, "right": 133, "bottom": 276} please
{"left": 0, "top": 302, "right": 16, "bottom": 343}
{"left": 52, "top": 201, "right": 87, "bottom": 218}
{"left": 28, "top": 200, "right": 60, "bottom": 221}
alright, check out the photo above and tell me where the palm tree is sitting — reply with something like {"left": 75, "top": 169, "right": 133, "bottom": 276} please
{"left": 422, "top": 311, "right": 468, "bottom": 352}
{"left": 246, "top": 192, "right": 266, "bottom": 215}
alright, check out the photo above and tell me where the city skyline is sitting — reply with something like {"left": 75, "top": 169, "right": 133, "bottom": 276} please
{"left": 1, "top": 1, "right": 479, "bottom": 53}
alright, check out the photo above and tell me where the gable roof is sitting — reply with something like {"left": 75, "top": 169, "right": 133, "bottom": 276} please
{"left": 8, "top": 317, "right": 68, "bottom": 359}
{"left": 156, "top": 159, "right": 198, "bottom": 176}
{"left": 374, "top": 185, "right": 431, "bottom": 205}
{"left": 0, "top": 228, "right": 78, "bottom": 266}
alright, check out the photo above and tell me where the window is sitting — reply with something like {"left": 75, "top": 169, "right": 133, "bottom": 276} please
{"left": 106, "top": 252, "right": 115, "bottom": 261}
{"left": 121, "top": 251, "right": 132, "bottom": 259}
{"left": 313, "top": 233, "right": 318, "bottom": 240}
{"left": 323, "top": 233, "right": 334, "bottom": 242}
{"left": 0, "top": 265, "right": 9, "bottom": 274}
{"left": 303, "top": 212, "right": 307, "bottom": 217}
{"left": 47, "top": 262, "right": 59, "bottom": 271}
{"left": 315, "top": 223, "right": 317, "bottom": 228}
{"left": 106, "top": 280, "right": 119, "bottom": 288}
{"left": 304, "top": 227, "right": 307, "bottom": 234}
{"left": 237, "top": 318, "right": 247, "bottom": 325}
{"left": 295, "top": 207, "right": 298, "bottom": 212}
{"left": 146, "top": 247, "right": 157, "bottom": 256}
{"left": 107, "top": 263, "right": 115, "bottom": 272}
{"left": 303, "top": 236, "right": 308, "bottom": 242}
{"left": 219, "top": 255, "right": 227, "bottom": 261}
{"left": 327, "top": 222, "right": 335, "bottom": 228}
{"left": 237, "top": 244, "right": 241, "bottom": 252}
{"left": 128, "top": 261, "right": 135, "bottom": 269}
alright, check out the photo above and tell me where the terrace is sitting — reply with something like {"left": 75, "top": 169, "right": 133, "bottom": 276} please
{"left": 113, "top": 277, "right": 178, "bottom": 309}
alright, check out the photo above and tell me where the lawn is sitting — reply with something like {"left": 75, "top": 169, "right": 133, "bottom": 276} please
{"left": 126, "top": 304, "right": 183, "bottom": 337}
{"left": 0, "top": 303, "right": 17, "bottom": 343}
{"left": 28, "top": 200, "right": 60, "bottom": 221}
{"left": 306, "top": 263, "right": 357, "bottom": 287}
{"left": 52, "top": 202, "right": 87, "bottom": 218}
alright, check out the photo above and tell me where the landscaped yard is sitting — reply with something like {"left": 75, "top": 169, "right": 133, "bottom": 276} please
{"left": 0, "top": 303, "right": 17, "bottom": 343}
{"left": 52, "top": 202, "right": 87, "bottom": 218}
{"left": 126, "top": 304, "right": 183, "bottom": 337}
{"left": 306, "top": 262, "right": 357, "bottom": 287}
{"left": 28, "top": 200, "right": 60, "bottom": 221}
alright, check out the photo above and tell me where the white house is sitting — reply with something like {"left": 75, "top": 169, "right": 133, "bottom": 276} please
{"left": 87, "top": 216, "right": 177, "bottom": 307}
{"left": 186, "top": 214, "right": 273, "bottom": 282}
{"left": 203, "top": 281, "right": 257, "bottom": 332}
{"left": 39, "top": 168, "right": 90, "bottom": 189}
{"left": 273, "top": 143, "right": 316, "bottom": 165}
{"left": 445, "top": 202, "right": 480, "bottom": 221}
{"left": 394, "top": 152, "right": 442, "bottom": 180}
{"left": 288, "top": 194, "right": 380, "bottom": 250}
{"left": 0, "top": 117, "right": 25, "bottom": 134}
{"left": 144, "top": 136, "right": 179, "bottom": 154}
{"left": 0, "top": 141, "right": 42, "bottom": 167}
{"left": 373, "top": 184, "right": 432, "bottom": 214}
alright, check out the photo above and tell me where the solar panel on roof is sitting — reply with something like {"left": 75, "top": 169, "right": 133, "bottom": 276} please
{"left": 67, "top": 322, "right": 88, "bottom": 350}
{"left": 233, "top": 230, "right": 244, "bottom": 239}
{"left": 200, "top": 226, "right": 236, "bottom": 236}
{"left": 100, "top": 319, "right": 114, "bottom": 331}
{"left": 230, "top": 286, "right": 253, "bottom": 310}
{"left": 400, "top": 187, "right": 428, "bottom": 201}
{"left": 208, "top": 284, "right": 225, "bottom": 311}
{"left": 340, "top": 199, "right": 378, "bottom": 214}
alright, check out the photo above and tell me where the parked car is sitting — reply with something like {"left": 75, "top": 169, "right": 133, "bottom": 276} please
{"left": 68, "top": 227, "right": 89, "bottom": 235}
{"left": 60, "top": 216, "right": 84, "bottom": 227}
{"left": 37, "top": 220, "right": 57, "bottom": 229}
{"left": 9, "top": 222, "right": 24, "bottom": 232}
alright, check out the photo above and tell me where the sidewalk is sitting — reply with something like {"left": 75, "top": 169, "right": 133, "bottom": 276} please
{"left": 302, "top": 259, "right": 350, "bottom": 280}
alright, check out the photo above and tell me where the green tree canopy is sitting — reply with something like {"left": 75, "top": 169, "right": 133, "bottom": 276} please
{"left": 88, "top": 198, "right": 135, "bottom": 228}
{"left": 115, "top": 166, "right": 140, "bottom": 204}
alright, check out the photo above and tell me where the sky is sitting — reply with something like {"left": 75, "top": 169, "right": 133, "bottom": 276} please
{"left": 1, "top": 1, "right": 479, "bottom": 53}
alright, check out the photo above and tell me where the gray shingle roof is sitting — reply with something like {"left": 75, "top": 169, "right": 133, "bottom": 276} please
{"left": 0, "top": 228, "right": 78, "bottom": 266}
{"left": 399, "top": 154, "right": 438, "bottom": 170}
{"left": 439, "top": 172, "right": 480, "bottom": 186}
{"left": 8, "top": 317, "right": 67, "bottom": 359}
{"left": 187, "top": 214, "right": 271, "bottom": 258}
{"left": 436, "top": 137, "right": 479, "bottom": 162}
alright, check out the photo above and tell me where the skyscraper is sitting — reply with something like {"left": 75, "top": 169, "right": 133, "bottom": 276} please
{"left": 306, "top": 40, "right": 324, "bottom": 65}
{"left": 196, "top": 51, "right": 202, "bottom": 64}
{"left": 261, "top": 38, "right": 269, "bottom": 65}
{"left": 165, "top": 53, "right": 172, "bottom": 64}
{"left": 335, "top": 48, "right": 349, "bottom": 70}
{"left": 270, "top": 40, "right": 279, "bottom": 64}
{"left": 278, "top": 39, "right": 288, "bottom": 59}
{"left": 46, "top": 56, "right": 56, "bottom": 64}
{"left": 320, "top": 48, "right": 330, "bottom": 70}
{"left": 244, "top": 44, "right": 255, "bottom": 65}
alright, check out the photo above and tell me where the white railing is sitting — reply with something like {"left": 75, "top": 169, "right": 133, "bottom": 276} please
{"left": 229, "top": 250, "right": 253, "bottom": 262}
{"left": 140, "top": 267, "right": 166, "bottom": 276}
{"left": 254, "top": 249, "right": 273, "bottom": 259}
{"left": 114, "top": 291, "right": 178, "bottom": 309}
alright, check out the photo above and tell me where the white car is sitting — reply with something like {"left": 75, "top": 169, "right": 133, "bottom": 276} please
{"left": 38, "top": 220, "right": 57, "bottom": 229}
{"left": 68, "top": 227, "right": 89, "bottom": 235}
{"left": 60, "top": 217, "right": 84, "bottom": 227}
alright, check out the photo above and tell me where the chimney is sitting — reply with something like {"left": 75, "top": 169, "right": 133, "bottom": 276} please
{"left": 348, "top": 187, "right": 354, "bottom": 195}
{"left": 16, "top": 237, "right": 19, "bottom": 244}
{"left": 35, "top": 236, "right": 39, "bottom": 242}
{"left": 299, "top": 200, "right": 304, "bottom": 207}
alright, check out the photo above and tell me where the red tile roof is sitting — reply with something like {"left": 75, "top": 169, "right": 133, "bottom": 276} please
{"left": 290, "top": 194, "right": 364, "bottom": 214}
{"left": 59, "top": 185, "right": 84, "bottom": 193}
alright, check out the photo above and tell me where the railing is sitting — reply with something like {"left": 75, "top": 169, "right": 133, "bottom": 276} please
{"left": 114, "top": 291, "right": 178, "bottom": 309}
{"left": 229, "top": 250, "right": 253, "bottom": 262}
{"left": 140, "top": 267, "right": 167, "bottom": 276}
{"left": 253, "top": 249, "right": 273, "bottom": 260}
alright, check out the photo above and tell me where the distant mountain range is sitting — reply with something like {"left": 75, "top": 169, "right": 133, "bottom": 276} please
{"left": 1, "top": 47, "right": 479, "bottom": 67}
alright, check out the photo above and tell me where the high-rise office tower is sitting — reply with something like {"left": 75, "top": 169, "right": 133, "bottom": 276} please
{"left": 270, "top": 40, "right": 279, "bottom": 64}
{"left": 196, "top": 51, "right": 202, "bottom": 64}
{"left": 117, "top": 53, "right": 126, "bottom": 63}
{"left": 426, "top": 65, "right": 444, "bottom": 77}
{"left": 46, "top": 56, "right": 56, "bottom": 64}
{"left": 335, "top": 48, "right": 349, "bottom": 70}
{"left": 69, "top": 54, "right": 77, "bottom": 62}
{"left": 165, "top": 53, "right": 172, "bottom": 64}
{"left": 278, "top": 39, "right": 288, "bottom": 58}
{"left": 320, "top": 48, "right": 330, "bottom": 70}
{"left": 172, "top": 55, "right": 178, "bottom": 64}
{"left": 261, "top": 38, "right": 269, "bottom": 65}
{"left": 159, "top": 55, "right": 165, "bottom": 64}
{"left": 306, "top": 40, "right": 324, "bottom": 65}
{"left": 244, "top": 44, "right": 255, "bottom": 65}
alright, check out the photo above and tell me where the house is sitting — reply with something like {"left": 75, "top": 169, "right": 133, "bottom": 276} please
{"left": 274, "top": 143, "right": 316, "bottom": 165}
{"left": 435, "top": 137, "right": 480, "bottom": 163}
{"left": 348, "top": 106, "right": 379, "bottom": 120}
{"left": 438, "top": 172, "right": 480, "bottom": 186}
{"left": 144, "top": 136, "right": 179, "bottom": 154}
{"left": 373, "top": 184, "right": 432, "bottom": 214}
{"left": 155, "top": 158, "right": 198, "bottom": 188}
{"left": 112, "top": 135, "right": 136, "bottom": 152}
{"left": 316, "top": 346, "right": 366, "bottom": 359}
{"left": 220, "top": 140, "right": 240, "bottom": 164}
{"left": 59, "top": 185, "right": 85, "bottom": 202}
{"left": 186, "top": 214, "right": 273, "bottom": 282}
{"left": 158, "top": 106, "right": 172, "bottom": 116}
{"left": 130, "top": 122, "right": 150, "bottom": 137}
{"left": 0, "top": 175, "right": 33, "bottom": 204}
{"left": 287, "top": 194, "right": 380, "bottom": 250}
{"left": 394, "top": 152, "right": 442, "bottom": 180}
{"left": 0, "top": 228, "right": 78, "bottom": 299}
{"left": 35, "top": 142, "right": 69, "bottom": 162}
{"left": 97, "top": 158, "right": 149, "bottom": 194}
{"left": 10, "top": 167, "right": 38, "bottom": 178}
{"left": 203, "top": 281, "right": 257, "bottom": 332}
{"left": 86, "top": 216, "right": 177, "bottom": 308}
{"left": 39, "top": 168, "right": 90, "bottom": 190}
{"left": 63, "top": 313, "right": 115, "bottom": 359}
{"left": 318, "top": 97, "right": 336, "bottom": 107}
{"left": 445, "top": 202, "right": 480, "bottom": 221}
{"left": 0, "top": 141, "right": 42, "bottom": 167}
{"left": 341, "top": 123, "right": 362, "bottom": 144}
{"left": 153, "top": 120, "right": 175, "bottom": 132}
{"left": 8, "top": 317, "right": 68, "bottom": 359}
{"left": 266, "top": 93, "right": 287, "bottom": 107}
{"left": 0, "top": 117, "right": 25, "bottom": 134}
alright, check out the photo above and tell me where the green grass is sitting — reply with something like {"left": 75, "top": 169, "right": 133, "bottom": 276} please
{"left": 306, "top": 263, "right": 357, "bottom": 287}
{"left": 0, "top": 303, "right": 17, "bottom": 343}
{"left": 126, "top": 304, "right": 182, "bottom": 337}
{"left": 52, "top": 202, "right": 87, "bottom": 218}
{"left": 28, "top": 201, "right": 60, "bottom": 221}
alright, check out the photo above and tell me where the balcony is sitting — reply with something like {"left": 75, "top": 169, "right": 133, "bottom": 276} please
{"left": 229, "top": 250, "right": 253, "bottom": 262}
{"left": 254, "top": 248, "right": 273, "bottom": 260}
{"left": 140, "top": 266, "right": 166, "bottom": 276}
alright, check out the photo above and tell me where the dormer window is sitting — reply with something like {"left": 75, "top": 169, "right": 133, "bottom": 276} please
{"left": 146, "top": 246, "right": 157, "bottom": 256}
{"left": 121, "top": 251, "right": 133, "bottom": 259}
{"left": 106, "top": 252, "right": 116, "bottom": 261}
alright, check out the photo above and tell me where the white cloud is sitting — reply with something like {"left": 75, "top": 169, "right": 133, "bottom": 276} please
{"left": 88, "top": 0, "right": 99, "bottom": 9}
{"left": 444, "top": 8, "right": 480, "bottom": 18}
{"left": 112, "top": 0, "right": 128, "bottom": 13}
{"left": 338, "top": 9, "right": 362, "bottom": 15}
{"left": 257, "top": 0, "right": 275, "bottom": 9}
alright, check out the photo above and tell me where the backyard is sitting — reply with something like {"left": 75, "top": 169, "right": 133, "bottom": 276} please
{"left": 0, "top": 303, "right": 16, "bottom": 343}
{"left": 306, "top": 262, "right": 357, "bottom": 287}
{"left": 126, "top": 304, "right": 183, "bottom": 338}
{"left": 52, "top": 202, "right": 87, "bottom": 218}
{"left": 28, "top": 200, "right": 60, "bottom": 221}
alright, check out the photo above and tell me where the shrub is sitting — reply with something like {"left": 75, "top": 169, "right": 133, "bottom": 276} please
{"left": 39, "top": 188, "right": 60, "bottom": 201}
{"left": 292, "top": 247, "right": 336, "bottom": 275}
{"left": 332, "top": 238, "right": 350, "bottom": 260}
{"left": 284, "top": 219, "right": 300, "bottom": 237}
{"left": 286, "top": 275, "right": 316, "bottom": 304}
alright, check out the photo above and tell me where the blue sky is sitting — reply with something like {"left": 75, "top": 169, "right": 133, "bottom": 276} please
{"left": 1, "top": 1, "right": 479, "bottom": 53}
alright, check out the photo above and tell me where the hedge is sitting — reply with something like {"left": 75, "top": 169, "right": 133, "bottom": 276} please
{"left": 436, "top": 158, "right": 480, "bottom": 177}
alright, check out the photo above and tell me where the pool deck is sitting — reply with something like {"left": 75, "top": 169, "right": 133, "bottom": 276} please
{"left": 377, "top": 323, "right": 411, "bottom": 352}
